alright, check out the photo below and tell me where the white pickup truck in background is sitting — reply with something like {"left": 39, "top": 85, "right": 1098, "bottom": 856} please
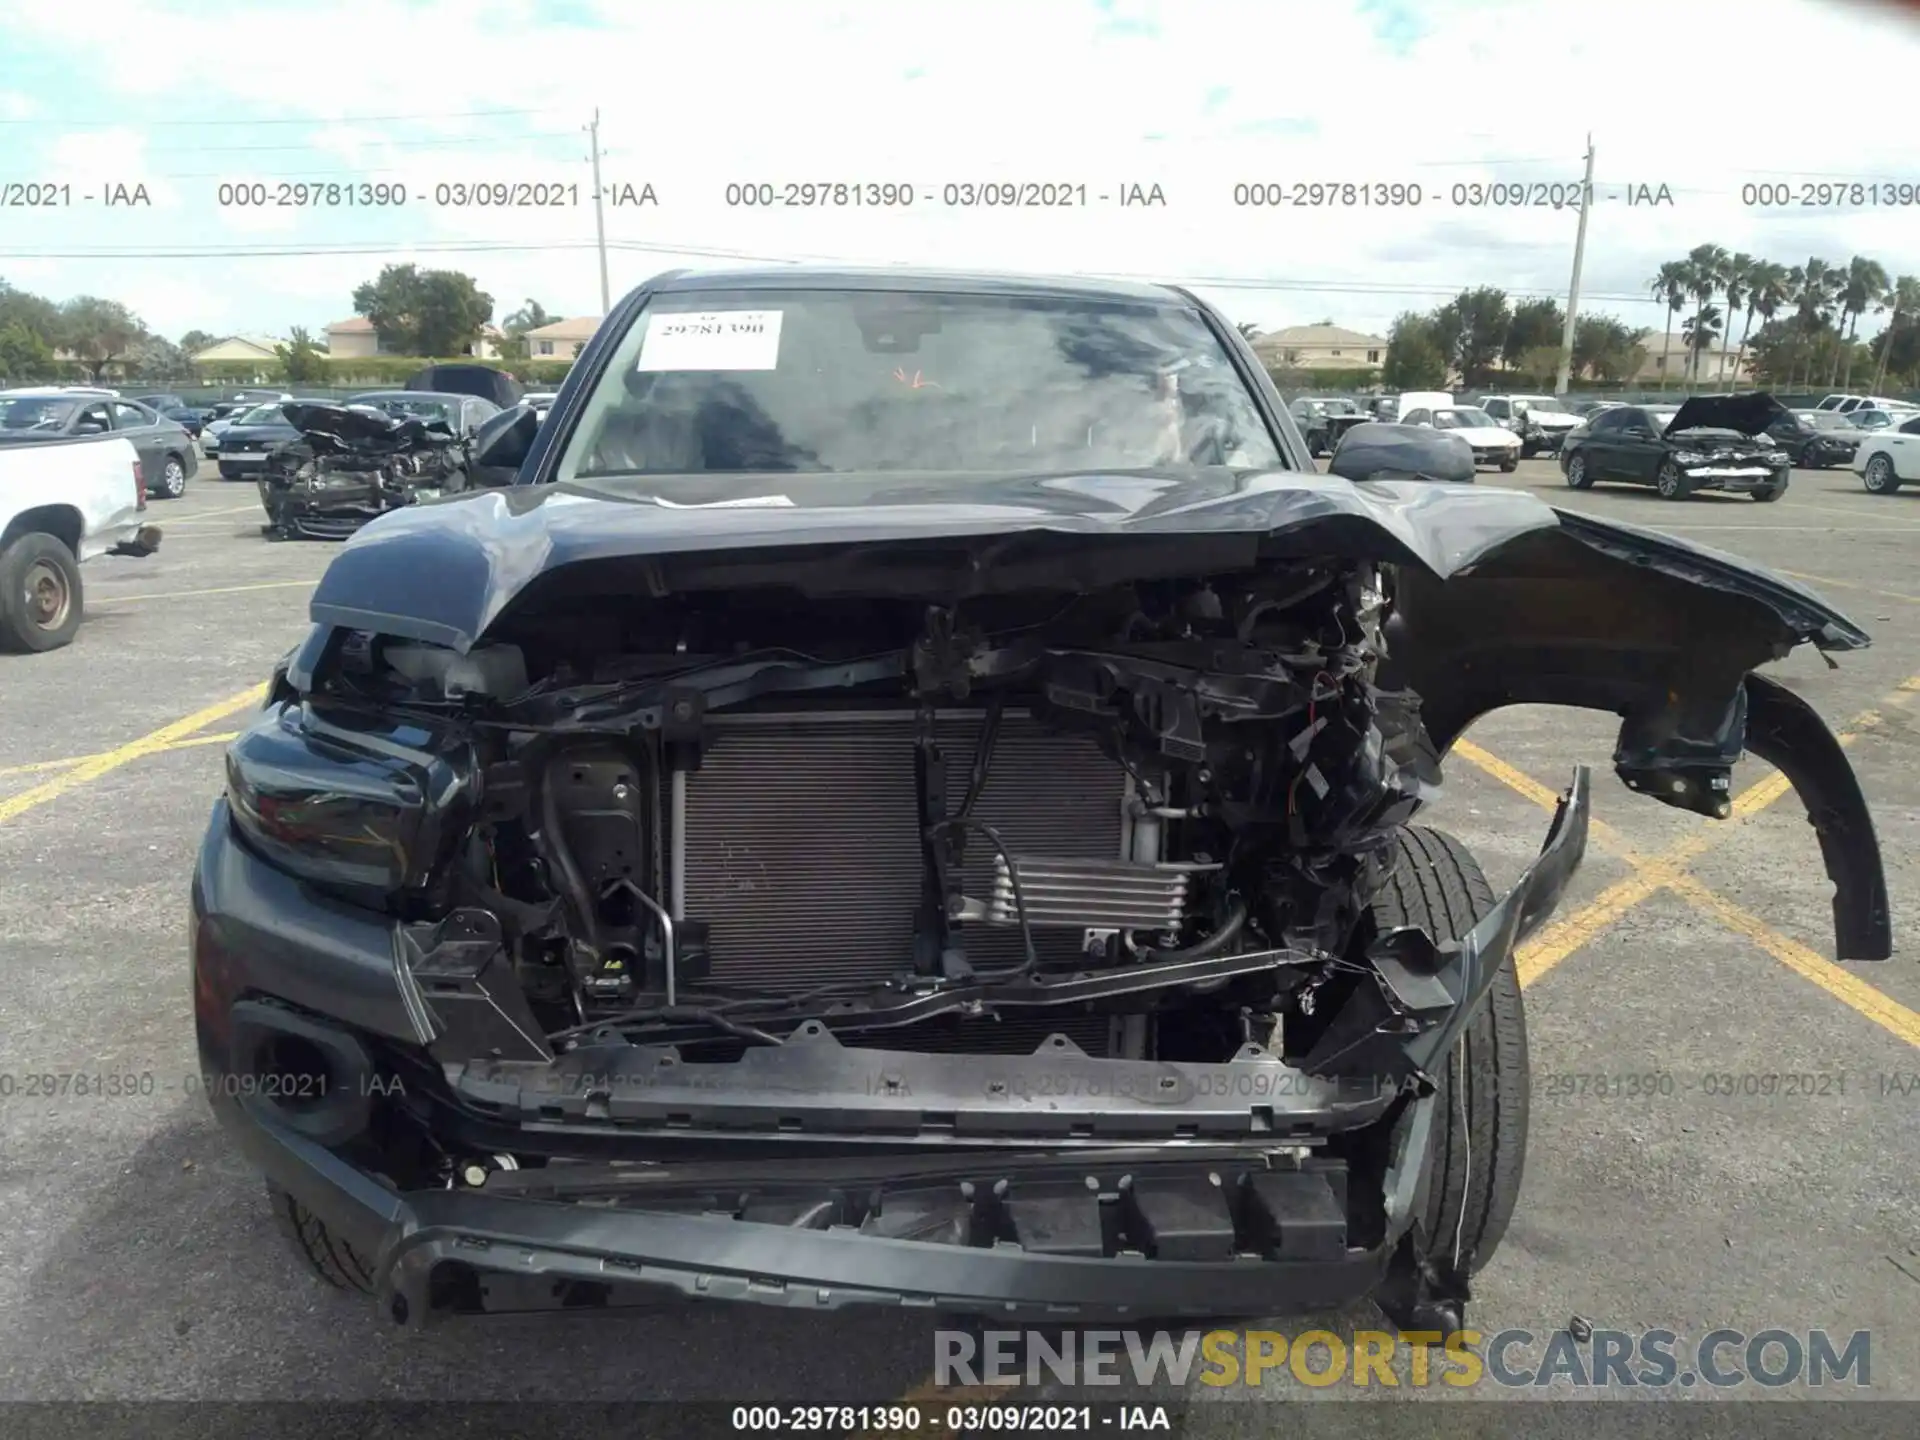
{"left": 0, "top": 435, "right": 163, "bottom": 653}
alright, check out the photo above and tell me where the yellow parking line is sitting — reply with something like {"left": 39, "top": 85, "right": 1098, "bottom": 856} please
{"left": 0, "top": 730, "right": 238, "bottom": 781}
{"left": 1777, "top": 570, "right": 1920, "bottom": 606}
{"left": 89, "top": 579, "right": 317, "bottom": 606}
{"left": 1516, "top": 869, "right": 1665, "bottom": 988}
{"left": 1455, "top": 693, "right": 1920, "bottom": 1049}
{"left": 1667, "top": 873, "right": 1920, "bottom": 1049}
{"left": 1459, "top": 675, "right": 1912, "bottom": 962}
{"left": 0, "top": 688, "right": 263, "bottom": 825}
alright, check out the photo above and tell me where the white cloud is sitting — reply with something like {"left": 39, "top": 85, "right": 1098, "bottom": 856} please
{"left": 3, "top": 0, "right": 1916, "bottom": 339}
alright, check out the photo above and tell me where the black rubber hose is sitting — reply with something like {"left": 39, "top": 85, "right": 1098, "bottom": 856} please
{"left": 924, "top": 816, "right": 1038, "bottom": 977}
{"left": 536, "top": 755, "right": 603, "bottom": 963}
{"left": 1143, "top": 898, "right": 1249, "bottom": 962}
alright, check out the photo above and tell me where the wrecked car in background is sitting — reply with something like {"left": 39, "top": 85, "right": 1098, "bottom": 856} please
{"left": 193, "top": 267, "right": 1889, "bottom": 1336}
{"left": 1560, "top": 393, "right": 1794, "bottom": 501}
{"left": 258, "top": 397, "right": 487, "bottom": 541}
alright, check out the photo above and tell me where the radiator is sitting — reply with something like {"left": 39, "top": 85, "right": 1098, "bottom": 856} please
{"left": 679, "top": 710, "right": 1129, "bottom": 991}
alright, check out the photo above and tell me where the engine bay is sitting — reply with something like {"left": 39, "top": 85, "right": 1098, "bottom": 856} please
{"left": 304, "top": 558, "right": 1450, "bottom": 1077}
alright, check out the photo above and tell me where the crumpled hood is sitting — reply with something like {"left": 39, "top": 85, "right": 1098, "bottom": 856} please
{"left": 304, "top": 467, "right": 1869, "bottom": 656}
{"left": 283, "top": 401, "right": 454, "bottom": 449}
{"left": 1667, "top": 392, "right": 1793, "bottom": 438}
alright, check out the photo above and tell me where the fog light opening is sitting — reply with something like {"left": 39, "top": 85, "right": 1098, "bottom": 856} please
{"left": 254, "top": 1033, "right": 333, "bottom": 1114}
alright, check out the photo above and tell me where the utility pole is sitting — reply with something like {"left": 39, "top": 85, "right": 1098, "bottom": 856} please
{"left": 1553, "top": 135, "right": 1596, "bottom": 398}
{"left": 587, "top": 109, "right": 610, "bottom": 313}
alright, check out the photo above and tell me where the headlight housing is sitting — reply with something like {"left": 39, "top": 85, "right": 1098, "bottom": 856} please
{"left": 1672, "top": 449, "right": 1707, "bottom": 464}
{"left": 224, "top": 700, "right": 477, "bottom": 904}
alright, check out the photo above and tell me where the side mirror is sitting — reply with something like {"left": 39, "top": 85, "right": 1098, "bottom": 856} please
{"left": 1328, "top": 421, "right": 1476, "bottom": 484}
{"left": 74, "top": 418, "right": 108, "bottom": 435}
{"left": 468, "top": 403, "right": 540, "bottom": 486}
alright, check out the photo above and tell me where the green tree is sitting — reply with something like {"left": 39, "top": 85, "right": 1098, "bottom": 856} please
{"left": 496, "top": 298, "right": 556, "bottom": 362}
{"left": 1381, "top": 311, "right": 1448, "bottom": 388}
{"left": 1719, "top": 253, "right": 1753, "bottom": 387}
{"left": 58, "top": 296, "right": 146, "bottom": 381}
{"left": 128, "top": 333, "right": 185, "bottom": 379}
{"left": 178, "top": 328, "right": 218, "bottom": 355}
{"left": 1433, "top": 287, "right": 1509, "bottom": 387}
{"left": 351, "top": 263, "right": 494, "bottom": 357}
{"left": 1680, "top": 244, "right": 1729, "bottom": 383}
{"left": 1786, "top": 258, "right": 1840, "bottom": 389}
{"left": 0, "top": 319, "right": 53, "bottom": 379}
{"left": 1571, "top": 314, "right": 1639, "bottom": 382}
{"left": 1681, "top": 303, "right": 1723, "bottom": 378}
{"left": 0, "top": 279, "right": 61, "bottom": 350}
{"left": 1648, "top": 261, "right": 1689, "bottom": 391}
{"left": 1734, "top": 260, "right": 1789, "bottom": 392}
{"left": 1234, "top": 321, "right": 1260, "bottom": 341}
{"left": 1834, "top": 255, "right": 1890, "bottom": 389}
{"left": 275, "top": 325, "right": 329, "bottom": 383}
{"left": 1502, "top": 297, "right": 1563, "bottom": 369}
{"left": 1868, "top": 274, "right": 1920, "bottom": 394}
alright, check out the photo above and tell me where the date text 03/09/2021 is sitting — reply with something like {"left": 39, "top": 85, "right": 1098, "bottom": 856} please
{"left": 726, "top": 1404, "right": 1168, "bottom": 1433}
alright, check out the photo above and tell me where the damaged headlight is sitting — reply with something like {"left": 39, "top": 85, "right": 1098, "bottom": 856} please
{"left": 224, "top": 701, "right": 477, "bottom": 902}
{"left": 1671, "top": 449, "right": 1708, "bottom": 465}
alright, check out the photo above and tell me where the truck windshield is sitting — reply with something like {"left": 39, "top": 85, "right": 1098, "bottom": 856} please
{"left": 557, "top": 288, "right": 1285, "bottom": 480}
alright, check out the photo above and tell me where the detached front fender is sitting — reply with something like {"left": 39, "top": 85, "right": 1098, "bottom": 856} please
{"left": 1382, "top": 508, "right": 1891, "bottom": 961}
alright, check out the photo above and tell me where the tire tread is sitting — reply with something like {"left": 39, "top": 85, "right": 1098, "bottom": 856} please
{"left": 1370, "top": 826, "right": 1527, "bottom": 1274}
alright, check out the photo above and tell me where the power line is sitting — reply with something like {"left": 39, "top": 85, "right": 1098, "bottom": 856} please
{"left": 0, "top": 232, "right": 1703, "bottom": 306}
{"left": 120, "top": 131, "right": 582, "bottom": 155}
{"left": 0, "top": 107, "right": 564, "bottom": 127}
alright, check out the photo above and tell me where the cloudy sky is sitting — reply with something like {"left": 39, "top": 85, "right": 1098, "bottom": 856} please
{"left": 3, "top": 0, "right": 1917, "bottom": 345}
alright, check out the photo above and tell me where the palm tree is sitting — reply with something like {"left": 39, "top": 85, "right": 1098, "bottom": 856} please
{"left": 1834, "top": 256, "right": 1891, "bottom": 389}
{"left": 1787, "top": 259, "right": 1839, "bottom": 389}
{"left": 1236, "top": 321, "right": 1261, "bottom": 341}
{"left": 1682, "top": 244, "right": 1729, "bottom": 386}
{"left": 1719, "top": 253, "right": 1753, "bottom": 387}
{"left": 1868, "top": 274, "right": 1920, "bottom": 396}
{"left": 1648, "top": 261, "right": 1690, "bottom": 392}
{"left": 1736, "top": 259, "right": 1789, "bottom": 393}
{"left": 1682, "top": 304, "right": 1723, "bottom": 380}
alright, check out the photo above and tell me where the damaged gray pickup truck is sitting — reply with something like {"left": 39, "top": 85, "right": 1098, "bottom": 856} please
{"left": 191, "top": 267, "right": 1890, "bottom": 1334}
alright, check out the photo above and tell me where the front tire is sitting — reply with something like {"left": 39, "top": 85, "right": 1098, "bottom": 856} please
{"left": 1863, "top": 455, "right": 1903, "bottom": 495}
{"left": 269, "top": 1183, "right": 376, "bottom": 1295}
{"left": 1655, "top": 460, "right": 1693, "bottom": 500}
{"left": 1369, "top": 827, "right": 1528, "bottom": 1277}
{"left": 155, "top": 454, "right": 188, "bottom": 499}
{"left": 1564, "top": 452, "right": 1593, "bottom": 489}
{"left": 1498, "top": 456, "right": 1518, "bottom": 473}
{"left": 0, "top": 531, "right": 85, "bottom": 653}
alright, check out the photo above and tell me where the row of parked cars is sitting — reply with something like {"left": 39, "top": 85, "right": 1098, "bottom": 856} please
{"left": 1288, "top": 386, "right": 1920, "bottom": 499}
{"left": 0, "top": 368, "right": 561, "bottom": 653}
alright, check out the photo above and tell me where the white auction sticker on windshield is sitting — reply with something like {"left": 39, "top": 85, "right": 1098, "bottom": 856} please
{"left": 637, "top": 310, "right": 783, "bottom": 371}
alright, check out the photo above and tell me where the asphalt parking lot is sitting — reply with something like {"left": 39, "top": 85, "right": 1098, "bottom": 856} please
{"left": 3, "top": 455, "right": 1919, "bottom": 1419}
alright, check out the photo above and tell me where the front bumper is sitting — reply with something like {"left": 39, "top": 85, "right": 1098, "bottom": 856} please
{"left": 1679, "top": 463, "right": 1787, "bottom": 493}
{"left": 191, "top": 772, "right": 1592, "bottom": 1326}
{"left": 258, "top": 476, "right": 415, "bottom": 541}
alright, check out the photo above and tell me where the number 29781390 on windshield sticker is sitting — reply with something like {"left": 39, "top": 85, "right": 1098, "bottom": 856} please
{"left": 636, "top": 309, "right": 784, "bottom": 371}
